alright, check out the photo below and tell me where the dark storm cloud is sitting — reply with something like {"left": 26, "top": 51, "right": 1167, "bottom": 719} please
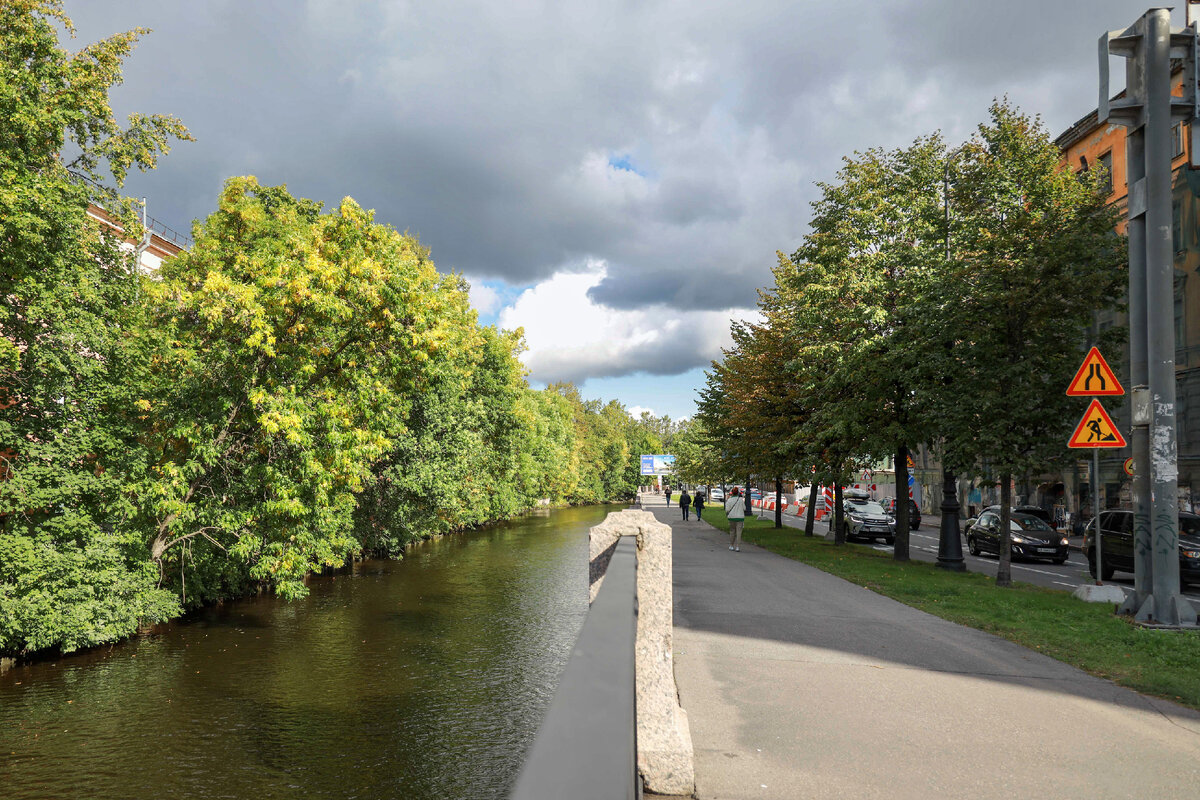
{"left": 67, "top": 0, "right": 1147, "bottom": 314}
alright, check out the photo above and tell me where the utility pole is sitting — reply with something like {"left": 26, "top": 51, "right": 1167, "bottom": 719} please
{"left": 1100, "top": 7, "right": 1198, "bottom": 626}
{"left": 937, "top": 158, "right": 966, "bottom": 572}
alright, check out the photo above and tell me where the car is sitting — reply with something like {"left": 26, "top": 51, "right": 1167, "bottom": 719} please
{"left": 880, "top": 497, "right": 922, "bottom": 530}
{"left": 1083, "top": 509, "right": 1200, "bottom": 586}
{"left": 982, "top": 504, "right": 1053, "bottom": 526}
{"left": 965, "top": 510, "right": 1069, "bottom": 563}
{"left": 841, "top": 494, "right": 896, "bottom": 545}
{"left": 709, "top": 487, "right": 725, "bottom": 502}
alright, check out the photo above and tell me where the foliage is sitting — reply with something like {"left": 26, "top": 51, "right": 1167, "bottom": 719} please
{"left": 775, "top": 135, "right": 948, "bottom": 557}
{"left": 0, "top": 1, "right": 191, "bottom": 655}
{"left": 930, "top": 101, "right": 1124, "bottom": 584}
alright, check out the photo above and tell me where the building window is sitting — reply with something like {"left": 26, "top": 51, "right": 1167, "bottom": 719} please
{"left": 1097, "top": 150, "right": 1113, "bottom": 196}
{"left": 1173, "top": 122, "right": 1187, "bottom": 159}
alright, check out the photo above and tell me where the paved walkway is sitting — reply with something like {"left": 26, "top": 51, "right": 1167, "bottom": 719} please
{"left": 639, "top": 494, "right": 1200, "bottom": 800}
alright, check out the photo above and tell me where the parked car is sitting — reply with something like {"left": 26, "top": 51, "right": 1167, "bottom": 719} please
{"left": 842, "top": 494, "right": 896, "bottom": 545}
{"left": 965, "top": 510, "right": 1069, "bottom": 564}
{"left": 982, "top": 504, "right": 1053, "bottom": 527}
{"left": 880, "top": 497, "right": 922, "bottom": 530}
{"left": 709, "top": 487, "right": 725, "bottom": 502}
{"left": 1083, "top": 509, "right": 1200, "bottom": 586}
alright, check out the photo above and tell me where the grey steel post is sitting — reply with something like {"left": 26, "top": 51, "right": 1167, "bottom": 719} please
{"left": 1093, "top": 448, "right": 1103, "bottom": 584}
{"left": 1122, "top": 121, "right": 1155, "bottom": 616}
{"left": 1144, "top": 8, "right": 1195, "bottom": 625}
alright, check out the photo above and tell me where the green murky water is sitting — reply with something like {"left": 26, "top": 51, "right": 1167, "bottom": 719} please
{"left": 0, "top": 505, "right": 613, "bottom": 799}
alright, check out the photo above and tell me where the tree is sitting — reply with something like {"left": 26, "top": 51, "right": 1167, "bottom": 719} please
{"left": 0, "top": 1, "right": 191, "bottom": 655}
{"left": 776, "top": 135, "right": 947, "bottom": 558}
{"left": 931, "top": 101, "right": 1124, "bottom": 586}
{"left": 136, "top": 178, "right": 465, "bottom": 600}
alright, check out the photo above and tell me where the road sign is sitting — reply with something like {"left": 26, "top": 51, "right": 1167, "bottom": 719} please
{"left": 1068, "top": 400, "right": 1128, "bottom": 448}
{"left": 1123, "top": 457, "right": 1135, "bottom": 476}
{"left": 906, "top": 453, "right": 915, "bottom": 469}
{"left": 1066, "top": 347, "right": 1124, "bottom": 396}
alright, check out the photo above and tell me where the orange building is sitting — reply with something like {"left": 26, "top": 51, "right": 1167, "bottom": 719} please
{"left": 1053, "top": 73, "right": 1200, "bottom": 514}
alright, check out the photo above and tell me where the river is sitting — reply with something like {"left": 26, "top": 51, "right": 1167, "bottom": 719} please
{"left": 0, "top": 504, "right": 615, "bottom": 799}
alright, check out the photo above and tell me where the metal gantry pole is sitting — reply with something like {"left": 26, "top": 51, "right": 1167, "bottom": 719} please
{"left": 1143, "top": 9, "right": 1194, "bottom": 625}
{"left": 1122, "top": 113, "right": 1155, "bottom": 616}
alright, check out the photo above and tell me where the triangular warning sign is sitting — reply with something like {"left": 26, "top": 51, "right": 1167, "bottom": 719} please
{"left": 1066, "top": 347, "right": 1123, "bottom": 396}
{"left": 1068, "top": 399, "right": 1127, "bottom": 448}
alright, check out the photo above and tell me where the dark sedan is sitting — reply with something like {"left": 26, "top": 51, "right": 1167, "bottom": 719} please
{"left": 1083, "top": 509, "right": 1200, "bottom": 586}
{"left": 966, "top": 510, "right": 1070, "bottom": 564}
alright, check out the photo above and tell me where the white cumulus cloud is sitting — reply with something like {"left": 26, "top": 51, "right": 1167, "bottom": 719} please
{"left": 498, "top": 261, "right": 758, "bottom": 385}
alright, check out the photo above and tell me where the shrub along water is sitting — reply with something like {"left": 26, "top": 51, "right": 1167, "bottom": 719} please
{"left": 0, "top": 3, "right": 674, "bottom": 659}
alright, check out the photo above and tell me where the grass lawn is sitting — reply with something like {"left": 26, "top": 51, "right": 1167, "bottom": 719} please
{"left": 702, "top": 503, "right": 1200, "bottom": 711}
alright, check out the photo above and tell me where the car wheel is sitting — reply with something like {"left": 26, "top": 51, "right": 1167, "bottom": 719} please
{"left": 967, "top": 535, "right": 980, "bottom": 556}
{"left": 884, "top": 536, "right": 895, "bottom": 546}
{"left": 1052, "top": 557, "right": 1068, "bottom": 565}
{"left": 911, "top": 522, "right": 920, "bottom": 530}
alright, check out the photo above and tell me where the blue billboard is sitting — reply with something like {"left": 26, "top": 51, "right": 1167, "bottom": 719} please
{"left": 640, "top": 454, "right": 676, "bottom": 476}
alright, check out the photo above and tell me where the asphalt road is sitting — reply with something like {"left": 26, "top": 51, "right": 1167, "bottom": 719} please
{"left": 757, "top": 507, "right": 1200, "bottom": 605}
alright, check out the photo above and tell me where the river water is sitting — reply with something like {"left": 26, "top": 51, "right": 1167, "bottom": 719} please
{"left": 0, "top": 505, "right": 614, "bottom": 799}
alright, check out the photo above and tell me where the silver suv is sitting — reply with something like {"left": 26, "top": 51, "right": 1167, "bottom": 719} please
{"left": 842, "top": 494, "right": 897, "bottom": 545}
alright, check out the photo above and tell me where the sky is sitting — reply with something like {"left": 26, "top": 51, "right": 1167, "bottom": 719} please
{"left": 64, "top": 1, "right": 1165, "bottom": 420}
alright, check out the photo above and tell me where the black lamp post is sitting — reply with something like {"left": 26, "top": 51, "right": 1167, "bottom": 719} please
{"left": 937, "top": 155, "right": 966, "bottom": 571}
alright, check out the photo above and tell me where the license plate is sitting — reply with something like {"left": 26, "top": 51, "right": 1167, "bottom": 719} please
{"left": 1037, "top": 547, "right": 1056, "bottom": 553}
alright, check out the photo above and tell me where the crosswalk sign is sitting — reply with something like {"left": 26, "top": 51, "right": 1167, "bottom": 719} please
{"left": 1066, "top": 347, "right": 1123, "bottom": 396}
{"left": 1067, "top": 399, "right": 1127, "bottom": 448}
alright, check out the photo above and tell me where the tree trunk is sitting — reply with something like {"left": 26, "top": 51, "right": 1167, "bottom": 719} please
{"left": 744, "top": 474, "right": 752, "bottom": 518}
{"left": 997, "top": 474, "right": 1013, "bottom": 587}
{"left": 834, "top": 482, "right": 845, "bottom": 545}
{"left": 774, "top": 475, "right": 783, "bottom": 529}
{"left": 804, "top": 482, "right": 818, "bottom": 536}
{"left": 894, "top": 444, "right": 911, "bottom": 561}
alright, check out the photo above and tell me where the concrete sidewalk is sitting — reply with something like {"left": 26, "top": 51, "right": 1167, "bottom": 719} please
{"left": 639, "top": 494, "right": 1200, "bottom": 799}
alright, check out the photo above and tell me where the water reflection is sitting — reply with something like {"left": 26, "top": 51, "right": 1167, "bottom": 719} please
{"left": 0, "top": 505, "right": 613, "bottom": 799}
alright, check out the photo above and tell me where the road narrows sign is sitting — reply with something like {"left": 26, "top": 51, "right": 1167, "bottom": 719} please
{"left": 1068, "top": 399, "right": 1128, "bottom": 448}
{"left": 1066, "top": 346, "right": 1124, "bottom": 396}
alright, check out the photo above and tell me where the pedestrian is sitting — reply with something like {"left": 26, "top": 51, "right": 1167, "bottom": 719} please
{"left": 693, "top": 489, "right": 705, "bottom": 520}
{"left": 679, "top": 488, "right": 691, "bottom": 520}
{"left": 725, "top": 487, "right": 745, "bottom": 551}
{"left": 664, "top": 484, "right": 672, "bottom": 507}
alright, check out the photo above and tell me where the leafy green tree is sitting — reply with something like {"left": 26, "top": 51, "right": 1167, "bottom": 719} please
{"left": 932, "top": 101, "right": 1124, "bottom": 586}
{"left": 0, "top": 1, "right": 191, "bottom": 655}
{"left": 776, "top": 135, "right": 947, "bottom": 558}
{"left": 137, "top": 178, "right": 461, "bottom": 600}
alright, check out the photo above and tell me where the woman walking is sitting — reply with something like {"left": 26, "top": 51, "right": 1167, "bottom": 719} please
{"left": 693, "top": 489, "right": 705, "bottom": 520}
{"left": 679, "top": 488, "right": 692, "bottom": 520}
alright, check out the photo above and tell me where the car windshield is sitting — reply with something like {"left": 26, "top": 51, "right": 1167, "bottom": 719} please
{"left": 1014, "top": 515, "right": 1052, "bottom": 532}
{"left": 1181, "top": 516, "right": 1200, "bottom": 537}
{"left": 848, "top": 501, "right": 886, "bottom": 515}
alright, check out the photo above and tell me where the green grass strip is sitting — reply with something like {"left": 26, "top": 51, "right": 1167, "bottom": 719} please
{"left": 700, "top": 504, "right": 1200, "bottom": 711}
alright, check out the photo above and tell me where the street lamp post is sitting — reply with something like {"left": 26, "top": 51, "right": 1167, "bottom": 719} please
{"left": 937, "top": 156, "right": 966, "bottom": 571}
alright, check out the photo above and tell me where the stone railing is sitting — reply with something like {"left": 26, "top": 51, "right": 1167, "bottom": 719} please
{"left": 589, "top": 509, "right": 695, "bottom": 797}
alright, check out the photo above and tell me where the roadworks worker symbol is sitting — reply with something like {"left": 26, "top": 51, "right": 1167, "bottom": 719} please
{"left": 1066, "top": 347, "right": 1124, "bottom": 396}
{"left": 1068, "top": 399, "right": 1127, "bottom": 448}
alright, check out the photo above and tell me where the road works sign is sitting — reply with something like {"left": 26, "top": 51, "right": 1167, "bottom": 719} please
{"left": 1066, "top": 347, "right": 1124, "bottom": 396}
{"left": 1068, "top": 399, "right": 1128, "bottom": 448}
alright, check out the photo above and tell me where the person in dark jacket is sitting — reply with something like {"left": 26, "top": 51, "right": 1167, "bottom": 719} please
{"left": 693, "top": 490, "right": 705, "bottom": 520}
{"left": 679, "top": 488, "right": 691, "bottom": 520}
{"left": 664, "top": 485, "right": 672, "bottom": 507}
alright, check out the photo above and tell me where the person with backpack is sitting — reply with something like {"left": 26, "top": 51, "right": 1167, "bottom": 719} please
{"left": 693, "top": 489, "right": 705, "bottom": 520}
{"left": 725, "top": 487, "right": 745, "bottom": 551}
